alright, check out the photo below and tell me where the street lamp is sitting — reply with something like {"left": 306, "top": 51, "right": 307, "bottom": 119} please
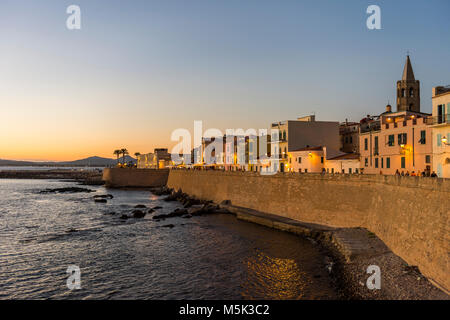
{"left": 442, "top": 136, "right": 448, "bottom": 145}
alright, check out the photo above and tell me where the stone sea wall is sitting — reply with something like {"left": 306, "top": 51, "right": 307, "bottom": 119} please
{"left": 166, "top": 170, "right": 450, "bottom": 292}
{"left": 102, "top": 168, "right": 169, "bottom": 188}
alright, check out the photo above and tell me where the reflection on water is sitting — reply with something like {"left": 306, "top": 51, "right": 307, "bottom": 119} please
{"left": 244, "top": 250, "right": 307, "bottom": 299}
{"left": 0, "top": 179, "right": 338, "bottom": 299}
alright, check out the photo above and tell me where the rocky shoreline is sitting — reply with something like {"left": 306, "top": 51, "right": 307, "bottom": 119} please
{"left": 154, "top": 186, "right": 449, "bottom": 300}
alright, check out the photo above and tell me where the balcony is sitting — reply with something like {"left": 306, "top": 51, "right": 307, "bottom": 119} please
{"left": 430, "top": 115, "right": 450, "bottom": 126}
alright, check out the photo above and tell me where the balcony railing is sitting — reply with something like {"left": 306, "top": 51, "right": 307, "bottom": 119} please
{"left": 431, "top": 115, "right": 450, "bottom": 125}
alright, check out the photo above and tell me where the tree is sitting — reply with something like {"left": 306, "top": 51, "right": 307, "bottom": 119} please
{"left": 113, "top": 150, "right": 121, "bottom": 165}
{"left": 120, "top": 148, "right": 129, "bottom": 166}
{"left": 134, "top": 152, "right": 141, "bottom": 168}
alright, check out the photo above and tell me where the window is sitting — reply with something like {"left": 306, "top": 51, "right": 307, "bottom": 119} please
{"left": 349, "top": 168, "right": 352, "bottom": 174}
{"left": 420, "top": 130, "right": 426, "bottom": 144}
{"left": 298, "top": 157, "right": 302, "bottom": 163}
{"left": 381, "top": 157, "right": 384, "bottom": 168}
{"left": 398, "top": 133, "right": 407, "bottom": 145}
{"left": 375, "top": 158, "right": 379, "bottom": 168}
{"left": 365, "top": 158, "right": 368, "bottom": 167}
{"left": 388, "top": 135, "right": 395, "bottom": 146}
{"left": 364, "top": 138, "right": 368, "bottom": 151}
{"left": 409, "top": 88, "right": 414, "bottom": 97}
{"left": 426, "top": 155, "right": 431, "bottom": 164}
{"left": 374, "top": 136, "right": 379, "bottom": 155}
{"left": 401, "top": 157, "right": 406, "bottom": 169}
{"left": 386, "top": 157, "right": 390, "bottom": 169}
{"left": 282, "top": 130, "right": 286, "bottom": 141}
{"left": 331, "top": 168, "right": 334, "bottom": 173}
{"left": 321, "top": 157, "right": 324, "bottom": 164}
{"left": 355, "top": 168, "right": 359, "bottom": 174}
{"left": 304, "top": 169, "right": 308, "bottom": 173}
{"left": 402, "top": 88, "right": 406, "bottom": 97}
{"left": 350, "top": 136, "right": 353, "bottom": 143}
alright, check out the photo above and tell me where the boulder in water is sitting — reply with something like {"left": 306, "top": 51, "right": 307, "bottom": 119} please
{"left": 132, "top": 210, "right": 146, "bottom": 218}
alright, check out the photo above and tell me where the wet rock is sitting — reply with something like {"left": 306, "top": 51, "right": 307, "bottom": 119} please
{"left": 94, "top": 199, "right": 107, "bottom": 203}
{"left": 147, "top": 208, "right": 155, "bottom": 214}
{"left": 120, "top": 214, "right": 129, "bottom": 220}
{"left": 132, "top": 210, "right": 146, "bottom": 218}
{"left": 134, "top": 204, "right": 146, "bottom": 209}
{"left": 150, "top": 186, "right": 172, "bottom": 196}
{"left": 161, "top": 224, "right": 175, "bottom": 228}
{"left": 94, "top": 194, "right": 113, "bottom": 199}
{"left": 107, "top": 211, "right": 116, "bottom": 215}
{"left": 152, "top": 208, "right": 188, "bottom": 220}
{"left": 182, "top": 214, "right": 192, "bottom": 219}
{"left": 66, "top": 228, "right": 78, "bottom": 233}
{"left": 220, "top": 199, "right": 231, "bottom": 206}
{"left": 40, "top": 187, "right": 94, "bottom": 194}
{"left": 152, "top": 206, "right": 163, "bottom": 210}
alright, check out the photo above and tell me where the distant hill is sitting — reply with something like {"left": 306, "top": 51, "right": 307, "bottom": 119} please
{"left": 0, "top": 155, "right": 136, "bottom": 167}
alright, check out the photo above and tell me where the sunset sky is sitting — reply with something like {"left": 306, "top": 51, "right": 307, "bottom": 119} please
{"left": 1, "top": 0, "right": 450, "bottom": 161}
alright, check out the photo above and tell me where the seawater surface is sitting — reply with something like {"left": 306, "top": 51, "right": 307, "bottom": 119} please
{"left": 0, "top": 179, "right": 338, "bottom": 299}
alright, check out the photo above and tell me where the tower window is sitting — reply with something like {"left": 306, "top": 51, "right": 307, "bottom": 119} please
{"left": 409, "top": 88, "right": 414, "bottom": 97}
{"left": 402, "top": 89, "right": 406, "bottom": 97}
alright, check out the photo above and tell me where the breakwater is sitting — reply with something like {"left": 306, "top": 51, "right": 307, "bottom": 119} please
{"left": 0, "top": 169, "right": 103, "bottom": 183}
{"left": 166, "top": 170, "right": 450, "bottom": 293}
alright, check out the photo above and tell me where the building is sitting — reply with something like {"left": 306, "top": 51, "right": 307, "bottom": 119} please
{"left": 325, "top": 153, "right": 360, "bottom": 174}
{"left": 290, "top": 146, "right": 325, "bottom": 173}
{"left": 137, "top": 148, "right": 173, "bottom": 169}
{"left": 431, "top": 86, "right": 450, "bottom": 178}
{"left": 340, "top": 120, "right": 360, "bottom": 153}
{"left": 271, "top": 115, "right": 340, "bottom": 172}
{"left": 359, "top": 56, "right": 433, "bottom": 175}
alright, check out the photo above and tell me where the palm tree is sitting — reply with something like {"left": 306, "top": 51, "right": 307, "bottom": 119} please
{"left": 134, "top": 152, "right": 141, "bottom": 168}
{"left": 120, "top": 148, "right": 129, "bottom": 166}
{"left": 113, "top": 149, "right": 121, "bottom": 166}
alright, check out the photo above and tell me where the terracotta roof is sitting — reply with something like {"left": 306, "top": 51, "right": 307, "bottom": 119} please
{"left": 290, "top": 146, "right": 323, "bottom": 152}
{"left": 328, "top": 153, "right": 360, "bottom": 160}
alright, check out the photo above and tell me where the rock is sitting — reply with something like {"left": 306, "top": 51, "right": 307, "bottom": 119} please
{"left": 94, "top": 194, "right": 113, "bottom": 199}
{"left": 152, "top": 206, "right": 163, "bottom": 210}
{"left": 132, "top": 210, "right": 146, "bottom": 218}
{"left": 40, "top": 187, "right": 94, "bottom": 194}
{"left": 150, "top": 186, "right": 172, "bottom": 196}
{"left": 120, "top": 214, "right": 129, "bottom": 220}
{"left": 182, "top": 214, "right": 192, "bottom": 219}
{"left": 94, "top": 199, "right": 107, "bottom": 203}
{"left": 66, "top": 228, "right": 78, "bottom": 233}
{"left": 152, "top": 208, "right": 188, "bottom": 220}
{"left": 134, "top": 204, "right": 146, "bottom": 209}
{"left": 147, "top": 208, "right": 155, "bottom": 214}
{"left": 161, "top": 224, "right": 175, "bottom": 228}
{"left": 220, "top": 200, "right": 231, "bottom": 206}
{"left": 107, "top": 212, "right": 116, "bottom": 215}
{"left": 163, "top": 189, "right": 183, "bottom": 202}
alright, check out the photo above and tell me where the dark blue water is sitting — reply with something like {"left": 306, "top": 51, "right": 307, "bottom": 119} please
{"left": 0, "top": 179, "right": 337, "bottom": 299}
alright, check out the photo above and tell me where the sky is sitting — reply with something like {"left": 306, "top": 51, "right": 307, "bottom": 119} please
{"left": 1, "top": 0, "right": 449, "bottom": 161}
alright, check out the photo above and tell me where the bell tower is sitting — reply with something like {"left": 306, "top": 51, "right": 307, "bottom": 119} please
{"left": 396, "top": 55, "right": 420, "bottom": 112}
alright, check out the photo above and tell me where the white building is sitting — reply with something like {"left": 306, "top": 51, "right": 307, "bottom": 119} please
{"left": 431, "top": 86, "right": 450, "bottom": 178}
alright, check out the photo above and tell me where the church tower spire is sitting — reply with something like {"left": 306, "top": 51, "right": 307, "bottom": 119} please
{"left": 396, "top": 55, "right": 420, "bottom": 112}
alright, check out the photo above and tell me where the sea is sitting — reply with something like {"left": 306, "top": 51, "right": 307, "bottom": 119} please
{"left": 0, "top": 175, "right": 338, "bottom": 299}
